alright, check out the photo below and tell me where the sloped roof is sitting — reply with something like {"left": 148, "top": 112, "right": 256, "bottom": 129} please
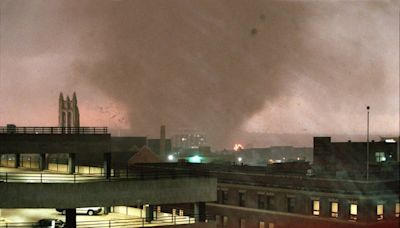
{"left": 128, "top": 146, "right": 162, "bottom": 164}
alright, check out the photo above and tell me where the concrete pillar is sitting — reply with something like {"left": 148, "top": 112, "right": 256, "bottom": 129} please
{"left": 65, "top": 209, "right": 76, "bottom": 228}
{"left": 39, "top": 153, "right": 46, "bottom": 171}
{"left": 104, "top": 206, "right": 111, "bottom": 215}
{"left": 68, "top": 153, "right": 75, "bottom": 174}
{"left": 194, "top": 202, "right": 206, "bottom": 222}
{"left": 14, "top": 153, "right": 20, "bottom": 168}
{"left": 146, "top": 205, "right": 154, "bottom": 222}
{"left": 104, "top": 152, "right": 111, "bottom": 178}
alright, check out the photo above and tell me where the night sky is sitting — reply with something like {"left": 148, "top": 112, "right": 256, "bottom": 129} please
{"left": 0, "top": 0, "right": 398, "bottom": 149}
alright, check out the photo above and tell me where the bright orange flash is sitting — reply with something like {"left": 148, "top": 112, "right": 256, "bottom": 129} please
{"left": 233, "top": 144, "right": 244, "bottom": 151}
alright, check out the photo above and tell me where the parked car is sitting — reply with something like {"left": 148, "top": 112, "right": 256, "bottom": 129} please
{"left": 34, "top": 219, "right": 64, "bottom": 228}
{"left": 56, "top": 207, "right": 102, "bottom": 216}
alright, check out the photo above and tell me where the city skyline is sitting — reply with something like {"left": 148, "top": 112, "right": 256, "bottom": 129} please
{"left": 0, "top": 0, "right": 398, "bottom": 149}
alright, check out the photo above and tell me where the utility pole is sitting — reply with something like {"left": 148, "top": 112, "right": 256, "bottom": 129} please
{"left": 366, "top": 106, "right": 370, "bottom": 181}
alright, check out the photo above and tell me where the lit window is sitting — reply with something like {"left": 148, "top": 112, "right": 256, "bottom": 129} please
{"left": 395, "top": 203, "right": 399, "bottom": 217}
{"left": 172, "top": 208, "right": 176, "bottom": 216}
{"left": 375, "top": 152, "right": 386, "bottom": 162}
{"left": 259, "top": 221, "right": 265, "bottom": 228}
{"left": 269, "top": 223, "right": 274, "bottom": 228}
{"left": 157, "top": 206, "right": 161, "bottom": 213}
{"left": 312, "top": 200, "right": 320, "bottom": 216}
{"left": 331, "top": 202, "right": 339, "bottom": 218}
{"left": 377, "top": 204, "right": 383, "bottom": 220}
{"left": 223, "top": 216, "right": 228, "bottom": 227}
{"left": 350, "top": 204, "right": 357, "bottom": 221}
{"left": 179, "top": 209, "right": 184, "bottom": 216}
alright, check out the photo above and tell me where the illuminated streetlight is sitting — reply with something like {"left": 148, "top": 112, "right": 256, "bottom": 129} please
{"left": 167, "top": 155, "right": 174, "bottom": 161}
{"left": 237, "top": 157, "right": 242, "bottom": 163}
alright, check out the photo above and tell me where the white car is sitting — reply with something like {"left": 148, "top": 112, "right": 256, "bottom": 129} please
{"left": 56, "top": 207, "right": 102, "bottom": 216}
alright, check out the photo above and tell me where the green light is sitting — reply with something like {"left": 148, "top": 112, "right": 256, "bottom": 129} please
{"left": 188, "top": 155, "right": 202, "bottom": 163}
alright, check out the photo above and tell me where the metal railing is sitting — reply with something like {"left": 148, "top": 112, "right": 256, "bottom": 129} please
{"left": 0, "top": 214, "right": 214, "bottom": 228}
{"left": 0, "top": 167, "right": 209, "bottom": 184}
{"left": 0, "top": 127, "right": 108, "bottom": 135}
{"left": 133, "top": 164, "right": 399, "bottom": 195}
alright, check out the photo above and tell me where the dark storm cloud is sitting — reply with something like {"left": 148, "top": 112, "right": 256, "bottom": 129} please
{"left": 68, "top": 0, "right": 311, "bottom": 147}
{"left": 1, "top": 0, "right": 398, "bottom": 149}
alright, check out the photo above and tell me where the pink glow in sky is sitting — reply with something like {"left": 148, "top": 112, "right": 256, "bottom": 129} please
{"left": 0, "top": 0, "right": 398, "bottom": 149}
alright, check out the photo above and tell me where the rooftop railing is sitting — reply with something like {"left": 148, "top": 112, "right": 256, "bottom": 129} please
{"left": 133, "top": 164, "right": 399, "bottom": 195}
{"left": 0, "top": 126, "right": 108, "bottom": 135}
{"left": 0, "top": 214, "right": 214, "bottom": 228}
{"left": 0, "top": 167, "right": 209, "bottom": 184}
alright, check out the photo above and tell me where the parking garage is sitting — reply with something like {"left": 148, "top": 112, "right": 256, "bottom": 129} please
{"left": 0, "top": 126, "right": 217, "bottom": 227}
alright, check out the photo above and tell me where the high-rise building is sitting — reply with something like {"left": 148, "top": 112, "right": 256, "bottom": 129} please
{"left": 58, "top": 92, "right": 80, "bottom": 128}
{"left": 172, "top": 131, "right": 207, "bottom": 150}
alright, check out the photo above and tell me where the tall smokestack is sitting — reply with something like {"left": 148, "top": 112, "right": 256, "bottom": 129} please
{"left": 160, "top": 125, "right": 166, "bottom": 159}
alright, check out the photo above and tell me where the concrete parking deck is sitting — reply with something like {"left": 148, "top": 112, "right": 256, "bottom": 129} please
{"left": 0, "top": 208, "right": 205, "bottom": 227}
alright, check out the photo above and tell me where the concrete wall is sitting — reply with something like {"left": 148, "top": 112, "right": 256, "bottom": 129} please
{"left": 0, "top": 134, "right": 110, "bottom": 154}
{"left": 210, "top": 183, "right": 399, "bottom": 227}
{"left": 0, "top": 177, "right": 217, "bottom": 208}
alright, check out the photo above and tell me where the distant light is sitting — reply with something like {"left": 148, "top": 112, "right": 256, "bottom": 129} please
{"left": 167, "top": 155, "right": 174, "bottom": 161}
{"left": 238, "top": 157, "right": 243, "bottom": 162}
{"left": 233, "top": 144, "right": 244, "bottom": 151}
{"left": 297, "top": 157, "right": 300, "bottom": 160}
{"left": 385, "top": 139, "right": 396, "bottom": 143}
{"left": 381, "top": 157, "right": 386, "bottom": 161}
{"left": 283, "top": 157, "right": 286, "bottom": 160}
{"left": 188, "top": 155, "right": 202, "bottom": 163}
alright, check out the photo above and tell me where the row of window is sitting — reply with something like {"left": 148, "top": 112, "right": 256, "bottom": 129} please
{"left": 217, "top": 189, "right": 400, "bottom": 220}
{"left": 311, "top": 200, "right": 399, "bottom": 221}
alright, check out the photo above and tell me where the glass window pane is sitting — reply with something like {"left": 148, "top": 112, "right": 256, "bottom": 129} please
{"left": 313, "top": 200, "right": 320, "bottom": 215}
{"left": 314, "top": 201, "right": 320, "bottom": 210}
{"left": 350, "top": 204, "right": 357, "bottom": 215}
{"left": 331, "top": 202, "right": 338, "bottom": 212}
{"left": 223, "top": 216, "right": 228, "bottom": 226}
{"left": 377, "top": 205, "right": 383, "bottom": 215}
